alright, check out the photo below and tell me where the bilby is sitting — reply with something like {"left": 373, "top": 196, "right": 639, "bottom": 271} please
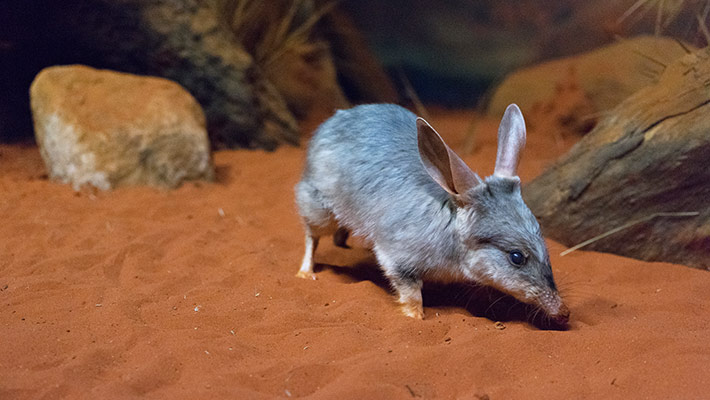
{"left": 294, "top": 103, "right": 569, "bottom": 325}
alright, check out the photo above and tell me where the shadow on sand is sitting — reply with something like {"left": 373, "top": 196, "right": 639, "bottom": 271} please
{"left": 316, "top": 258, "right": 568, "bottom": 331}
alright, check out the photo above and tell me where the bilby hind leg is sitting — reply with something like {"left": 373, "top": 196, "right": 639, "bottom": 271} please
{"left": 374, "top": 246, "right": 424, "bottom": 319}
{"left": 296, "top": 220, "right": 339, "bottom": 279}
{"left": 296, "top": 230, "right": 320, "bottom": 280}
{"left": 295, "top": 180, "right": 337, "bottom": 279}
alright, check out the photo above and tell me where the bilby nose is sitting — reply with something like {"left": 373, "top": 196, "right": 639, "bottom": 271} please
{"left": 551, "top": 302, "right": 570, "bottom": 326}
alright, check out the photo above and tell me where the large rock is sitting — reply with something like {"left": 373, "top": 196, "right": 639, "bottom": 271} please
{"left": 30, "top": 65, "right": 214, "bottom": 190}
{"left": 487, "top": 36, "right": 693, "bottom": 118}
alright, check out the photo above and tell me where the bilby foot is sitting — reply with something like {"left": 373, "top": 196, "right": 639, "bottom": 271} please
{"left": 297, "top": 233, "right": 319, "bottom": 280}
{"left": 390, "top": 274, "right": 424, "bottom": 319}
{"left": 295, "top": 270, "right": 317, "bottom": 280}
{"left": 400, "top": 300, "right": 424, "bottom": 319}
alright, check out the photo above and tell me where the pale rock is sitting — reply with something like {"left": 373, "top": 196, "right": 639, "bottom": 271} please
{"left": 30, "top": 65, "right": 214, "bottom": 190}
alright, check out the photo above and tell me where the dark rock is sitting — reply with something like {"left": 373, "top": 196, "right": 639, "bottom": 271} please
{"left": 2, "top": 0, "right": 299, "bottom": 149}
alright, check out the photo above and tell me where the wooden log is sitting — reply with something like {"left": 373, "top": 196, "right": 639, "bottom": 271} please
{"left": 524, "top": 47, "right": 710, "bottom": 270}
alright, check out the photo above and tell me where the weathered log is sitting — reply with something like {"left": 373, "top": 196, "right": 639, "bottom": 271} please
{"left": 524, "top": 47, "right": 710, "bottom": 270}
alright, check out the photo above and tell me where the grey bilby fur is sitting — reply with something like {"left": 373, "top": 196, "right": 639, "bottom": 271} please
{"left": 294, "top": 103, "right": 569, "bottom": 324}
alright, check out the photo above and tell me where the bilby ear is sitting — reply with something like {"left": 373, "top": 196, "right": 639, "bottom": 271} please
{"left": 417, "top": 117, "right": 482, "bottom": 202}
{"left": 494, "top": 104, "right": 527, "bottom": 178}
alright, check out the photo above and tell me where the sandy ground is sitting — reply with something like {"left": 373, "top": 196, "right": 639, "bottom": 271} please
{"left": 1, "top": 109, "right": 709, "bottom": 399}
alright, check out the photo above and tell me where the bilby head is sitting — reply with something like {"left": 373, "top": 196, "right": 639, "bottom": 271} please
{"left": 417, "top": 104, "right": 569, "bottom": 326}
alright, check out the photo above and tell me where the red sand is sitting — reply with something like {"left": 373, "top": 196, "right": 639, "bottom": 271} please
{"left": 1, "top": 110, "right": 709, "bottom": 399}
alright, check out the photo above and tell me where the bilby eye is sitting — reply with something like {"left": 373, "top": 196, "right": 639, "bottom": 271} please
{"left": 509, "top": 250, "right": 526, "bottom": 266}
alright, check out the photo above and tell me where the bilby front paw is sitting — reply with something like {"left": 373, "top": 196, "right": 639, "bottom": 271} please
{"left": 400, "top": 303, "right": 424, "bottom": 319}
{"left": 295, "top": 270, "right": 317, "bottom": 280}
